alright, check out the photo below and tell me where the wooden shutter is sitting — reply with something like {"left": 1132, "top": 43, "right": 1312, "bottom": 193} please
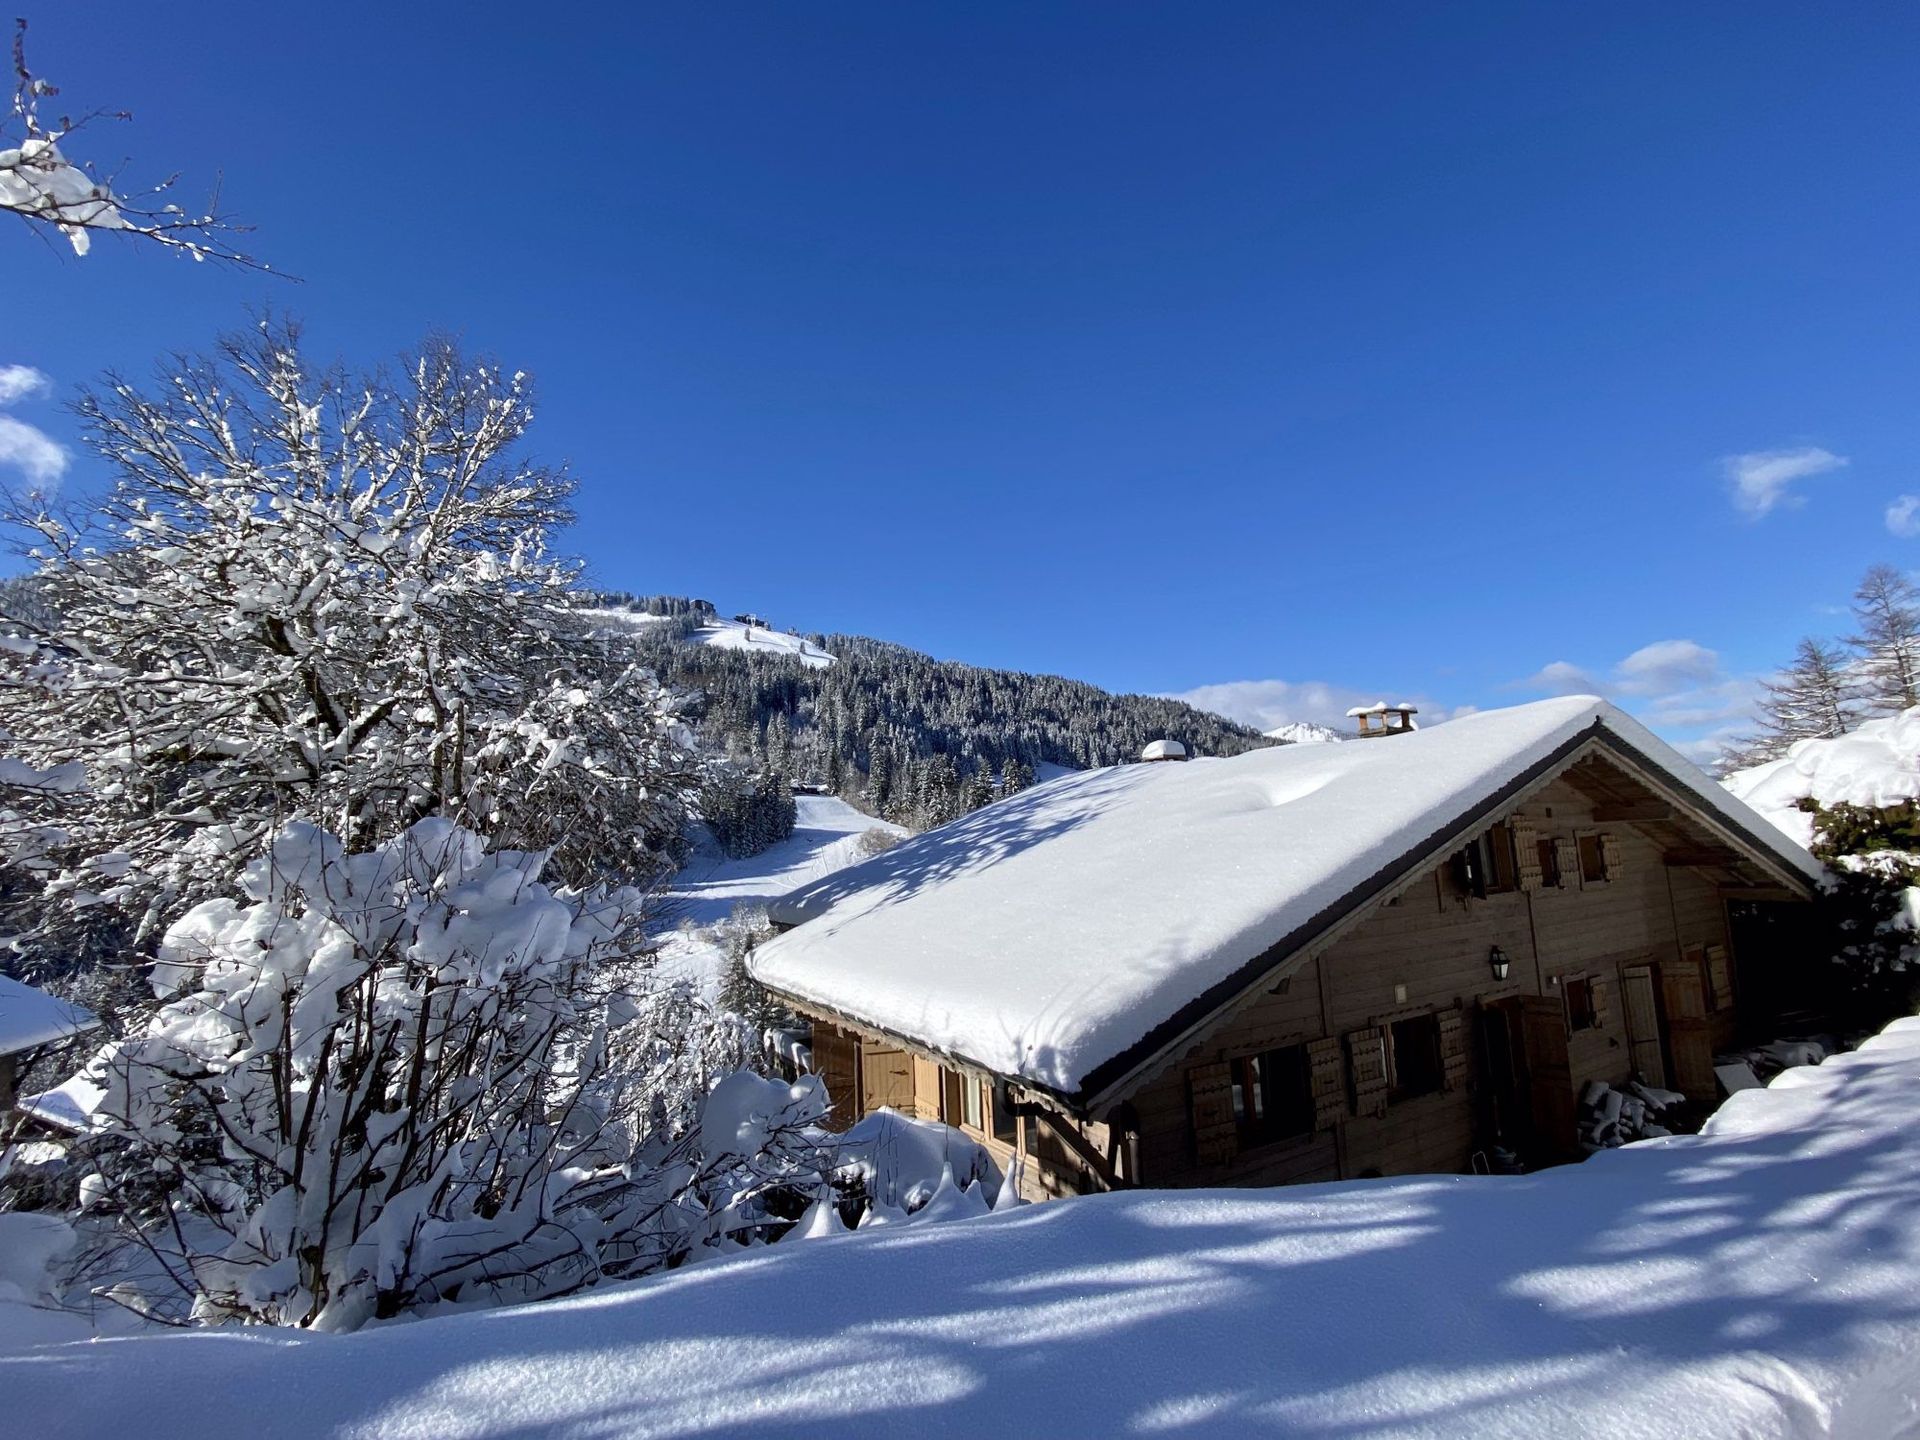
{"left": 1188, "top": 1061, "right": 1237, "bottom": 1166}
{"left": 1598, "top": 832, "right": 1621, "bottom": 880}
{"left": 1555, "top": 837, "right": 1580, "bottom": 890}
{"left": 812, "top": 1024, "right": 861, "bottom": 1132}
{"left": 1306, "top": 1036, "right": 1347, "bottom": 1131}
{"left": 1705, "top": 944, "right": 1733, "bottom": 1010}
{"left": 1437, "top": 1009, "right": 1469, "bottom": 1091}
{"left": 1347, "top": 1026, "right": 1390, "bottom": 1119}
{"left": 1590, "top": 973, "right": 1613, "bottom": 1031}
{"left": 1621, "top": 964, "right": 1667, "bottom": 1088}
{"left": 1515, "top": 823, "right": 1543, "bottom": 892}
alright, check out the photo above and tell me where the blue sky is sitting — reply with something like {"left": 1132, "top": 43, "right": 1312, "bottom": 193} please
{"left": 6, "top": 3, "right": 1919, "bottom": 756}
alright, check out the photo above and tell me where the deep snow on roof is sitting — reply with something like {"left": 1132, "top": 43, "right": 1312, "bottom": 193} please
{"left": 0, "top": 973, "right": 97, "bottom": 1058}
{"left": 752, "top": 697, "right": 1820, "bottom": 1097}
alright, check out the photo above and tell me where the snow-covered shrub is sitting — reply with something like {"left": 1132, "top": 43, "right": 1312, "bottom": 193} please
{"left": 0, "top": 322, "right": 695, "bottom": 977}
{"left": 84, "top": 818, "right": 829, "bottom": 1330}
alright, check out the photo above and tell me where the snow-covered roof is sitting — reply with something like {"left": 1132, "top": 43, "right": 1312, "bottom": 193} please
{"left": 0, "top": 974, "right": 98, "bottom": 1059}
{"left": 1140, "top": 739, "right": 1187, "bottom": 761}
{"left": 753, "top": 697, "right": 1823, "bottom": 1103}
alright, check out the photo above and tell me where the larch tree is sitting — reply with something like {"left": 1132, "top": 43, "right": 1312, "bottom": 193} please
{"left": 1850, "top": 564, "right": 1920, "bottom": 714}
{"left": 1754, "top": 637, "right": 1866, "bottom": 749}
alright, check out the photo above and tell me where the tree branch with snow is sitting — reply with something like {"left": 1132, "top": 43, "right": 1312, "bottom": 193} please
{"left": 2, "top": 19, "right": 261, "bottom": 266}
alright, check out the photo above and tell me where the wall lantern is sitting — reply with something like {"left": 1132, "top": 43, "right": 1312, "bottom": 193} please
{"left": 1489, "top": 945, "right": 1511, "bottom": 983}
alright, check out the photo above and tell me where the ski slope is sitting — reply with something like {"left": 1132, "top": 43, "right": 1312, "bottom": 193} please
{"left": 579, "top": 608, "right": 835, "bottom": 669}
{"left": 665, "top": 794, "right": 902, "bottom": 929}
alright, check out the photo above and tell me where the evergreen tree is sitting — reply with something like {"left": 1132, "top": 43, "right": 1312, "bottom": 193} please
{"left": 1850, "top": 564, "right": 1920, "bottom": 713}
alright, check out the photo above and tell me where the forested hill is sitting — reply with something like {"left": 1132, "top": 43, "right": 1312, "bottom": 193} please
{"left": 586, "top": 595, "right": 1273, "bottom": 830}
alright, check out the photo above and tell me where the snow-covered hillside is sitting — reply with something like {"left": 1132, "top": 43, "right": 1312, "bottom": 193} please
{"left": 11, "top": 1013, "right": 1920, "bottom": 1438}
{"left": 1266, "top": 720, "right": 1344, "bottom": 744}
{"left": 651, "top": 794, "right": 905, "bottom": 1002}
{"left": 665, "top": 794, "right": 902, "bottom": 929}
{"left": 1722, "top": 707, "right": 1920, "bottom": 850}
{"left": 580, "top": 607, "right": 835, "bottom": 669}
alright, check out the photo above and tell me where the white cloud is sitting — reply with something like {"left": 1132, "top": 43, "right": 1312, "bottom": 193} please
{"left": 1888, "top": 495, "right": 1920, "bottom": 539}
{"left": 1512, "top": 660, "right": 1600, "bottom": 695}
{"left": 1166, "top": 678, "right": 1467, "bottom": 734}
{"left": 0, "top": 416, "right": 68, "bottom": 487}
{"left": 1614, "top": 639, "right": 1721, "bottom": 695}
{"left": 1510, "top": 638, "right": 1759, "bottom": 765}
{"left": 0, "top": 365, "right": 67, "bottom": 492}
{"left": 1720, "top": 445, "right": 1847, "bottom": 519}
{"left": 0, "top": 365, "right": 51, "bottom": 407}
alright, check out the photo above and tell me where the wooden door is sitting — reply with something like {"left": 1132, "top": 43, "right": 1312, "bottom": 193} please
{"left": 1518, "top": 995, "right": 1576, "bottom": 1159}
{"left": 1620, "top": 963, "right": 1668, "bottom": 1090}
{"left": 1662, "top": 951, "right": 1715, "bottom": 1101}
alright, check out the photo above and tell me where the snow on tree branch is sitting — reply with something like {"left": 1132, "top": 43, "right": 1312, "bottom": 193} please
{"left": 0, "top": 319, "right": 697, "bottom": 981}
{"left": 2, "top": 19, "right": 260, "bottom": 266}
{"left": 80, "top": 817, "right": 832, "bottom": 1329}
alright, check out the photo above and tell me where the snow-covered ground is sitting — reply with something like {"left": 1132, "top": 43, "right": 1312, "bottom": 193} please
{"left": 579, "top": 607, "right": 835, "bottom": 669}
{"left": 1266, "top": 720, "right": 1344, "bottom": 744}
{"left": 1723, "top": 708, "right": 1920, "bottom": 850}
{"left": 8, "top": 1014, "right": 1920, "bottom": 1438}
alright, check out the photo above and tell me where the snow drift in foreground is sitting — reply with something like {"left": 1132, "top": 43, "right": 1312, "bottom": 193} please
{"left": 1723, "top": 707, "right": 1920, "bottom": 850}
{"left": 10, "top": 1017, "right": 1920, "bottom": 1438}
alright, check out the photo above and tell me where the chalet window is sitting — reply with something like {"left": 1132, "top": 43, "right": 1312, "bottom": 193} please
{"left": 1453, "top": 825, "right": 1519, "bottom": 899}
{"left": 1577, "top": 832, "right": 1610, "bottom": 884}
{"left": 941, "top": 1066, "right": 986, "bottom": 1134}
{"left": 1484, "top": 823, "right": 1518, "bottom": 893}
{"left": 1389, "top": 1014, "right": 1444, "bottom": 1101}
{"left": 1565, "top": 975, "right": 1598, "bottom": 1031}
{"left": 990, "top": 1079, "right": 1019, "bottom": 1144}
{"left": 1228, "top": 1044, "right": 1314, "bottom": 1146}
{"left": 1537, "top": 836, "right": 1562, "bottom": 888}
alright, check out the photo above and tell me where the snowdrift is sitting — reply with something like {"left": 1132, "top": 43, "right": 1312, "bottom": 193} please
{"left": 1723, "top": 707, "right": 1920, "bottom": 850}
{"left": 9, "top": 1016, "right": 1920, "bottom": 1438}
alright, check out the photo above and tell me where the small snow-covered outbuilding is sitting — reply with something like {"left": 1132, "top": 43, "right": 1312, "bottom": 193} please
{"left": 752, "top": 697, "right": 1823, "bottom": 1199}
{"left": 0, "top": 974, "right": 98, "bottom": 1114}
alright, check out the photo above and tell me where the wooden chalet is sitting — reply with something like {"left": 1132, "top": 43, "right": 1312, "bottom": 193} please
{"left": 749, "top": 698, "right": 1823, "bottom": 1201}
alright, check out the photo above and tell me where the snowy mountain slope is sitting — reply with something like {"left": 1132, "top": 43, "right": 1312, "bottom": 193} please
{"left": 663, "top": 795, "right": 902, "bottom": 930}
{"left": 578, "top": 607, "right": 836, "bottom": 669}
{"left": 1266, "top": 720, "right": 1343, "bottom": 744}
{"left": 650, "top": 794, "right": 905, "bottom": 1002}
{"left": 1722, "top": 707, "right": 1920, "bottom": 850}
{"left": 11, "top": 1013, "right": 1920, "bottom": 1439}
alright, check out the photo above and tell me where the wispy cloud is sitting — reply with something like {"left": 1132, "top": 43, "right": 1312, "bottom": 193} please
{"left": 1165, "top": 678, "right": 1469, "bottom": 733}
{"left": 1888, "top": 495, "right": 1920, "bottom": 539}
{"left": 0, "top": 365, "right": 51, "bottom": 407}
{"left": 0, "top": 365, "right": 68, "bottom": 492}
{"left": 1720, "top": 445, "right": 1847, "bottom": 519}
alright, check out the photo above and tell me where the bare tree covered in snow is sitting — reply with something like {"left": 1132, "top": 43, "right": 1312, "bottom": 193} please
{"left": 0, "top": 320, "right": 695, "bottom": 980}
{"left": 2, "top": 20, "right": 255, "bottom": 263}
{"left": 1850, "top": 564, "right": 1920, "bottom": 714}
{"left": 85, "top": 818, "right": 831, "bottom": 1329}
{"left": 1752, "top": 638, "right": 1865, "bottom": 750}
